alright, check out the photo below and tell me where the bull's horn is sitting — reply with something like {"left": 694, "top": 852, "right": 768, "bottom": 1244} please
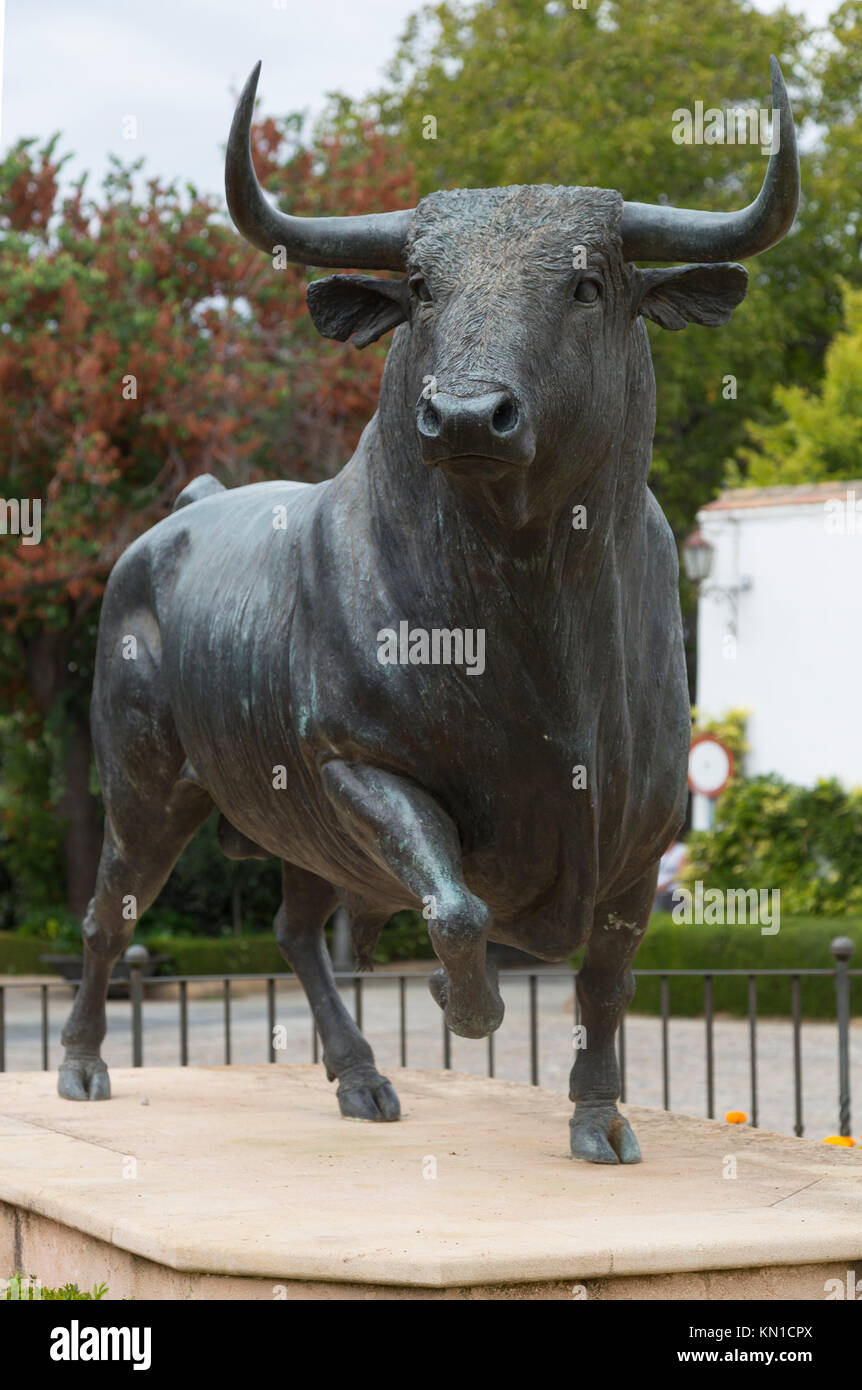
{"left": 621, "top": 56, "right": 799, "bottom": 262}
{"left": 225, "top": 62, "right": 413, "bottom": 270}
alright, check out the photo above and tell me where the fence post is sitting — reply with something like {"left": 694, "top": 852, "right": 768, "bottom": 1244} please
{"left": 831, "top": 936, "right": 854, "bottom": 1138}
{"left": 125, "top": 943, "right": 148, "bottom": 1069}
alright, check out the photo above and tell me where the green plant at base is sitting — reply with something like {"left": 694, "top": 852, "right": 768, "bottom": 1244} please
{"left": 3, "top": 1273, "right": 108, "bottom": 1300}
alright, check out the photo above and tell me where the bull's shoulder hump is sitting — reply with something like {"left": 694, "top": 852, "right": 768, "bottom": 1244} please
{"left": 145, "top": 478, "right": 319, "bottom": 547}
{"left": 172, "top": 473, "right": 225, "bottom": 510}
{"left": 177, "top": 477, "right": 316, "bottom": 515}
{"left": 180, "top": 478, "right": 322, "bottom": 540}
{"left": 105, "top": 477, "right": 323, "bottom": 599}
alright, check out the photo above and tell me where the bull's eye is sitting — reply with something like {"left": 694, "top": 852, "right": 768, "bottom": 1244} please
{"left": 409, "top": 275, "right": 433, "bottom": 305}
{"left": 573, "top": 277, "right": 601, "bottom": 304}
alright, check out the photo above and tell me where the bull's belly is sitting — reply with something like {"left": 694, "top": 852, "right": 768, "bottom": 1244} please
{"left": 174, "top": 683, "right": 678, "bottom": 960}
{"left": 238, "top": 801, "right": 594, "bottom": 959}
{"left": 188, "top": 728, "right": 600, "bottom": 957}
{"left": 170, "top": 655, "right": 681, "bottom": 959}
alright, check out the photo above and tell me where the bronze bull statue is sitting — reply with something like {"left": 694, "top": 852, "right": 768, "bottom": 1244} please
{"left": 59, "top": 59, "right": 798, "bottom": 1163}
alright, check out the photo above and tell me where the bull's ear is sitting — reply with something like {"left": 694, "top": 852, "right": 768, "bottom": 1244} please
{"left": 306, "top": 274, "right": 410, "bottom": 348}
{"left": 635, "top": 262, "right": 748, "bottom": 331}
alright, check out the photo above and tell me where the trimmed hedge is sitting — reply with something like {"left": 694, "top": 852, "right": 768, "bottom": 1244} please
{"left": 0, "top": 932, "right": 58, "bottom": 975}
{"left": 0, "top": 908, "right": 433, "bottom": 977}
{"left": 147, "top": 934, "right": 289, "bottom": 977}
{"left": 3, "top": 915, "right": 859, "bottom": 1019}
{"left": 0, "top": 930, "right": 292, "bottom": 978}
{"left": 629, "top": 913, "right": 862, "bottom": 1018}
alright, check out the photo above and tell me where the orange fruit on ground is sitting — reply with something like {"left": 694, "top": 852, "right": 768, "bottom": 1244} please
{"left": 822, "top": 1136, "right": 855, "bottom": 1147}
{"left": 725, "top": 1111, "right": 747, "bottom": 1124}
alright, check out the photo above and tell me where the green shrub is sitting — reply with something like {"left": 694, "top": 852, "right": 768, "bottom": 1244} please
{"left": 147, "top": 814, "right": 281, "bottom": 936}
{"left": 686, "top": 775, "right": 862, "bottom": 916}
{"left": 14, "top": 912, "right": 84, "bottom": 950}
{"left": 368, "top": 910, "right": 434, "bottom": 963}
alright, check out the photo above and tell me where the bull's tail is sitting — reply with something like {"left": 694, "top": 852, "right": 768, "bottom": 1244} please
{"left": 172, "top": 473, "right": 226, "bottom": 512}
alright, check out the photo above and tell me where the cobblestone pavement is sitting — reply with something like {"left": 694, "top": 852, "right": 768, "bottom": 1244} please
{"left": 2, "top": 971, "right": 860, "bottom": 1144}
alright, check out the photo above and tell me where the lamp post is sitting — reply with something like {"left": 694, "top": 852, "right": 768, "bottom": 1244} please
{"left": 682, "top": 528, "right": 751, "bottom": 638}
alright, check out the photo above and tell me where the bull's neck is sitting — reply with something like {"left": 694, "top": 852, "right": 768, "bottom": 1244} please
{"left": 347, "top": 342, "right": 654, "bottom": 598}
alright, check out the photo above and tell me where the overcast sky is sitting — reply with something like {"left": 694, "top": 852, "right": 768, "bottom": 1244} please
{"left": 0, "top": 0, "right": 842, "bottom": 200}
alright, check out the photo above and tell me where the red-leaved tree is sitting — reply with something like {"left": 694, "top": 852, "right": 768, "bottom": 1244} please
{"left": 0, "top": 112, "right": 416, "bottom": 920}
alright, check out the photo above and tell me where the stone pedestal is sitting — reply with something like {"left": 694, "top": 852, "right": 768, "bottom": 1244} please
{"left": 1, "top": 1066, "right": 859, "bottom": 1299}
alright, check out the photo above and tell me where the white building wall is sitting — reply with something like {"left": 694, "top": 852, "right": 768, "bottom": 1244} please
{"left": 695, "top": 492, "right": 862, "bottom": 791}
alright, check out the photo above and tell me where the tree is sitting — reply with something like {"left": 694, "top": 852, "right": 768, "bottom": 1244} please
{"left": 0, "top": 112, "right": 416, "bottom": 923}
{"left": 731, "top": 281, "right": 862, "bottom": 486}
{"left": 2, "top": 137, "right": 275, "bottom": 916}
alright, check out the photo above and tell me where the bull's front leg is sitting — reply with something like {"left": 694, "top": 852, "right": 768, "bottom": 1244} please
{"left": 321, "top": 760, "right": 503, "bottom": 1038}
{"left": 569, "top": 870, "right": 657, "bottom": 1164}
{"left": 274, "top": 862, "right": 400, "bottom": 1122}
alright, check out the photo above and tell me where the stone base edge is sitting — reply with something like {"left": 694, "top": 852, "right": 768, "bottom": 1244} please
{"left": 1, "top": 1202, "right": 855, "bottom": 1301}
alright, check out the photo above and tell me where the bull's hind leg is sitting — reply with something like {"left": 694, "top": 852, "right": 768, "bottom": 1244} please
{"left": 59, "top": 569, "right": 213, "bottom": 1098}
{"left": 320, "top": 760, "right": 502, "bottom": 1039}
{"left": 59, "top": 779, "right": 212, "bottom": 1099}
{"left": 568, "top": 871, "right": 656, "bottom": 1164}
{"left": 274, "top": 862, "right": 399, "bottom": 1121}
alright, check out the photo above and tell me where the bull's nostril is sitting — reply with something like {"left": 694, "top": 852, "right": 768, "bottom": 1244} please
{"left": 419, "top": 399, "right": 442, "bottom": 437}
{"left": 491, "top": 397, "right": 519, "bottom": 436}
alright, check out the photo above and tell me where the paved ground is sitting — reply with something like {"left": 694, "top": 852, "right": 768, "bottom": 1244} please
{"left": 2, "top": 970, "right": 860, "bottom": 1142}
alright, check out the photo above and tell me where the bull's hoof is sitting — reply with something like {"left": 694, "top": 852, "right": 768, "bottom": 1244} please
{"left": 570, "top": 1107, "right": 641, "bottom": 1165}
{"left": 428, "top": 967, "right": 504, "bottom": 1039}
{"left": 58, "top": 1057, "right": 111, "bottom": 1102}
{"left": 336, "top": 1074, "right": 401, "bottom": 1122}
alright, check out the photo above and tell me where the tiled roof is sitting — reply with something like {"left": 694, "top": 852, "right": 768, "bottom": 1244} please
{"left": 700, "top": 480, "right": 862, "bottom": 511}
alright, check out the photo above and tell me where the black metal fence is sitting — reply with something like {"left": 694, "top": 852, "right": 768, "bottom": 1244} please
{"left": 0, "top": 937, "right": 857, "bottom": 1138}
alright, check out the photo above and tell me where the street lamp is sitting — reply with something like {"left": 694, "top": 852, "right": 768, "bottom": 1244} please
{"left": 682, "top": 529, "right": 714, "bottom": 584}
{"left": 683, "top": 528, "right": 751, "bottom": 637}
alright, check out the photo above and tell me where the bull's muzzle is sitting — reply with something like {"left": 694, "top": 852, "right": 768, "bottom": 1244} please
{"left": 417, "top": 389, "right": 535, "bottom": 470}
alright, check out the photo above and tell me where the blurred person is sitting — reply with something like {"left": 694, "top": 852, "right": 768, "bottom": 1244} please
{"left": 654, "top": 838, "right": 687, "bottom": 913}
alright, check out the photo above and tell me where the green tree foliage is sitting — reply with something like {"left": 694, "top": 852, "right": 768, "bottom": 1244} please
{"left": 731, "top": 282, "right": 862, "bottom": 484}
{"left": 0, "top": 117, "right": 416, "bottom": 924}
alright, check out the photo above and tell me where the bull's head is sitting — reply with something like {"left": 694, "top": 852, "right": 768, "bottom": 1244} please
{"left": 226, "top": 60, "right": 798, "bottom": 517}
